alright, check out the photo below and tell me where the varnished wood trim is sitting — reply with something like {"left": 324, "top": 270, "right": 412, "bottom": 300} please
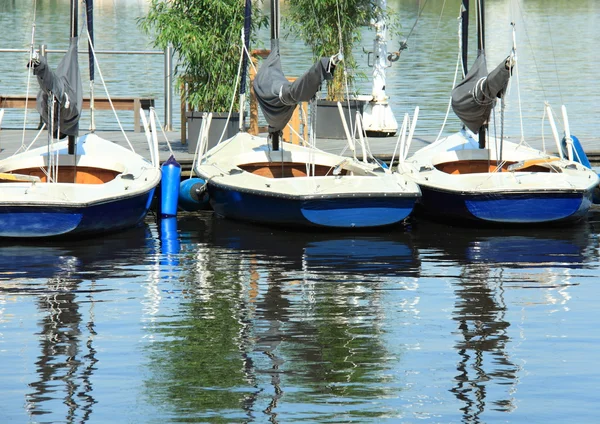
{"left": 238, "top": 162, "right": 345, "bottom": 178}
{"left": 7, "top": 166, "right": 119, "bottom": 184}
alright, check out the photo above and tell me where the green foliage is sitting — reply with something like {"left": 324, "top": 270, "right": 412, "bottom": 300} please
{"left": 285, "top": 0, "right": 381, "bottom": 101}
{"left": 139, "top": 0, "right": 267, "bottom": 112}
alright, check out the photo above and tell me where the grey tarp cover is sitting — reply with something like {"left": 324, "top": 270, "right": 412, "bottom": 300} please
{"left": 451, "top": 51, "right": 511, "bottom": 133}
{"left": 253, "top": 39, "right": 334, "bottom": 132}
{"left": 33, "top": 37, "right": 83, "bottom": 138}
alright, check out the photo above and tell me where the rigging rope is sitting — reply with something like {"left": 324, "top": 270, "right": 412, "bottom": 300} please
{"left": 22, "top": 0, "right": 38, "bottom": 150}
{"left": 83, "top": 29, "right": 134, "bottom": 152}
{"left": 427, "top": 0, "right": 448, "bottom": 55}
{"left": 434, "top": 6, "right": 464, "bottom": 142}
{"left": 403, "top": 0, "right": 430, "bottom": 46}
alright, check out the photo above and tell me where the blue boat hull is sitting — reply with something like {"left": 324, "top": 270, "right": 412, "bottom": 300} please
{"left": 417, "top": 185, "right": 594, "bottom": 224}
{"left": 208, "top": 185, "right": 417, "bottom": 228}
{"left": 0, "top": 188, "right": 156, "bottom": 238}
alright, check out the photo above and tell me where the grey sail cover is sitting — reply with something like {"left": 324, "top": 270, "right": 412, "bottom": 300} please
{"left": 451, "top": 51, "right": 511, "bottom": 133}
{"left": 253, "top": 39, "right": 334, "bottom": 132}
{"left": 33, "top": 37, "right": 83, "bottom": 138}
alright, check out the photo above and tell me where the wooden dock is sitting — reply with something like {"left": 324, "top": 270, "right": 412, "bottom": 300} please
{"left": 0, "top": 127, "right": 435, "bottom": 175}
{"left": 1, "top": 128, "right": 598, "bottom": 175}
{"left": 0, "top": 95, "right": 155, "bottom": 133}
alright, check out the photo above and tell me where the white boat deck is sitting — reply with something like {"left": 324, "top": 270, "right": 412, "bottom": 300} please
{"left": 0, "top": 128, "right": 433, "bottom": 172}
{"left": 2, "top": 128, "right": 596, "bottom": 172}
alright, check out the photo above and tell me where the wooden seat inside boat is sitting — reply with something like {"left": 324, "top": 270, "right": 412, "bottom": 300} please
{"left": 1, "top": 166, "right": 120, "bottom": 184}
{"left": 239, "top": 162, "right": 348, "bottom": 178}
{"left": 436, "top": 159, "right": 551, "bottom": 175}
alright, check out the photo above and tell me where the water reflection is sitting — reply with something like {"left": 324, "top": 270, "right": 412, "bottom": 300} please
{"left": 144, "top": 213, "right": 421, "bottom": 422}
{"left": 0, "top": 225, "right": 153, "bottom": 423}
{"left": 26, "top": 276, "right": 97, "bottom": 422}
{"left": 413, "top": 216, "right": 597, "bottom": 422}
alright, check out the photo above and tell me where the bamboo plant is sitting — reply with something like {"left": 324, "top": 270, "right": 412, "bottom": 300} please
{"left": 285, "top": 0, "right": 382, "bottom": 101}
{"left": 139, "top": 0, "right": 267, "bottom": 113}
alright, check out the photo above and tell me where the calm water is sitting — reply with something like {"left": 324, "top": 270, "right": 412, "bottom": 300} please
{"left": 2, "top": 1, "right": 600, "bottom": 422}
{"left": 1, "top": 210, "right": 600, "bottom": 423}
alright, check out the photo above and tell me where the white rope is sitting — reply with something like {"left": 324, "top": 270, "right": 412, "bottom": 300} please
{"left": 198, "top": 113, "right": 212, "bottom": 161}
{"left": 337, "top": 101, "right": 355, "bottom": 159}
{"left": 189, "top": 112, "right": 208, "bottom": 180}
{"left": 84, "top": 28, "right": 134, "bottom": 152}
{"left": 139, "top": 106, "right": 154, "bottom": 165}
{"left": 390, "top": 113, "right": 408, "bottom": 169}
{"left": 545, "top": 103, "right": 562, "bottom": 159}
{"left": 148, "top": 107, "right": 160, "bottom": 168}
{"left": 150, "top": 108, "right": 174, "bottom": 157}
{"left": 354, "top": 113, "right": 377, "bottom": 162}
{"left": 510, "top": 22, "right": 525, "bottom": 145}
{"left": 434, "top": 10, "right": 464, "bottom": 142}
{"left": 215, "top": 36, "right": 245, "bottom": 145}
{"left": 22, "top": 1, "right": 38, "bottom": 149}
{"left": 354, "top": 111, "right": 367, "bottom": 162}
{"left": 404, "top": 106, "right": 419, "bottom": 160}
{"left": 241, "top": 30, "right": 257, "bottom": 74}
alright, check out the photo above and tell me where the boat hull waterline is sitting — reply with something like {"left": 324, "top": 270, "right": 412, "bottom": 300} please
{"left": 416, "top": 186, "right": 594, "bottom": 224}
{"left": 0, "top": 191, "right": 154, "bottom": 238}
{"left": 209, "top": 184, "right": 418, "bottom": 228}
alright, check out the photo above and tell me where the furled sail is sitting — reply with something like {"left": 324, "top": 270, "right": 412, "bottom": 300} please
{"left": 451, "top": 51, "right": 511, "bottom": 133}
{"left": 32, "top": 37, "right": 83, "bottom": 138}
{"left": 253, "top": 39, "right": 335, "bottom": 132}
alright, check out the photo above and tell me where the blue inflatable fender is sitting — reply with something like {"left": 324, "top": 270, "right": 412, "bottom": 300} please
{"left": 160, "top": 155, "right": 181, "bottom": 217}
{"left": 179, "top": 178, "right": 210, "bottom": 211}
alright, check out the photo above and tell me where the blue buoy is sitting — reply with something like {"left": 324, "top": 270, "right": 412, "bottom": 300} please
{"left": 160, "top": 155, "right": 181, "bottom": 217}
{"left": 179, "top": 177, "right": 210, "bottom": 211}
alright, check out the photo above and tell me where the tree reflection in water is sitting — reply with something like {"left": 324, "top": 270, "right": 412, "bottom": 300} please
{"left": 143, "top": 215, "right": 421, "bottom": 422}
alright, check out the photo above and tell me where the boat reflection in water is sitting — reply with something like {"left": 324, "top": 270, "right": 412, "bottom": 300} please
{"left": 0, "top": 225, "right": 153, "bottom": 423}
{"left": 412, "top": 214, "right": 597, "bottom": 421}
{"left": 143, "top": 212, "right": 421, "bottom": 422}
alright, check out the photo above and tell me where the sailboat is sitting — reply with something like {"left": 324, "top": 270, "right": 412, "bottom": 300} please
{"left": 0, "top": 0, "right": 161, "bottom": 238}
{"left": 193, "top": 0, "right": 420, "bottom": 229}
{"left": 402, "top": 0, "right": 598, "bottom": 225}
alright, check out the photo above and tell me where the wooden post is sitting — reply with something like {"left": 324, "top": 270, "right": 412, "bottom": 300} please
{"left": 133, "top": 98, "right": 141, "bottom": 132}
{"left": 282, "top": 77, "right": 307, "bottom": 145}
{"left": 249, "top": 56, "right": 259, "bottom": 135}
{"left": 248, "top": 49, "right": 270, "bottom": 135}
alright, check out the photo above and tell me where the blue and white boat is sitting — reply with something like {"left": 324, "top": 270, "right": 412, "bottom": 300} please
{"left": 194, "top": 1, "right": 420, "bottom": 229}
{"left": 404, "top": 129, "right": 598, "bottom": 224}
{"left": 0, "top": 0, "right": 160, "bottom": 238}
{"left": 402, "top": 0, "right": 598, "bottom": 225}
{"left": 0, "top": 133, "right": 160, "bottom": 238}
{"left": 195, "top": 131, "right": 420, "bottom": 229}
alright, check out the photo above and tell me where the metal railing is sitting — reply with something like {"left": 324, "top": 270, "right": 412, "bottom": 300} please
{"left": 0, "top": 45, "right": 174, "bottom": 130}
